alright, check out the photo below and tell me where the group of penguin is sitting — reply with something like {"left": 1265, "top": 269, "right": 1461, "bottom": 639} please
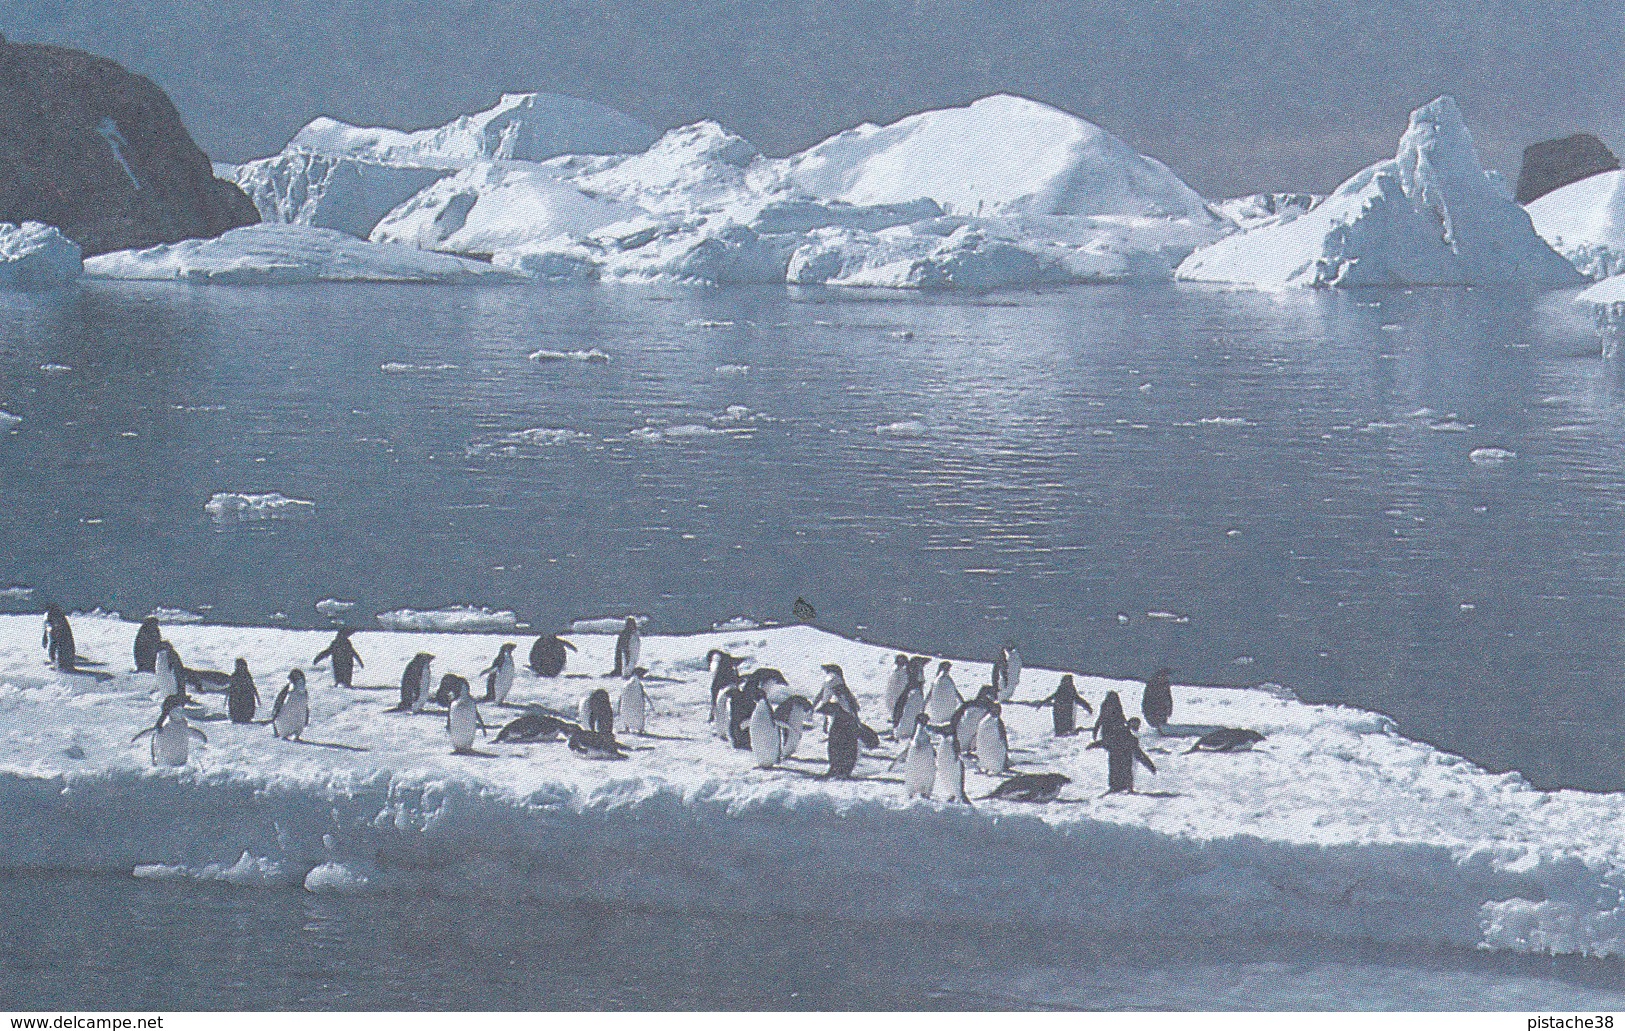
{"left": 44, "top": 605, "right": 1269, "bottom": 800}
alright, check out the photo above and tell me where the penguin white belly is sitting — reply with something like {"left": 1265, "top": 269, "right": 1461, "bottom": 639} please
{"left": 936, "top": 741, "right": 966, "bottom": 803}
{"left": 884, "top": 670, "right": 907, "bottom": 716}
{"left": 749, "top": 700, "right": 780, "bottom": 768}
{"left": 927, "top": 681, "right": 958, "bottom": 723}
{"left": 274, "top": 693, "right": 309, "bottom": 739}
{"left": 894, "top": 692, "right": 924, "bottom": 738}
{"left": 492, "top": 662, "right": 514, "bottom": 704}
{"left": 780, "top": 717, "right": 803, "bottom": 758}
{"left": 903, "top": 741, "right": 936, "bottom": 798}
{"left": 154, "top": 654, "right": 177, "bottom": 698}
{"left": 412, "top": 670, "right": 432, "bottom": 711}
{"left": 154, "top": 719, "right": 190, "bottom": 766}
{"left": 626, "top": 635, "right": 641, "bottom": 672}
{"left": 618, "top": 681, "right": 646, "bottom": 734}
{"left": 956, "top": 705, "right": 985, "bottom": 752}
{"left": 1007, "top": 654, "right": 1022, "bottom": 695}
{"left": 578, "top": 694, "right": 594, "bottom": 726}
{"left": 976, "top": 715, "right": 1007, "bottom": 774}
{"left": 448, "top": 697, "right": 478, "bottom": 752}
{"left": 712, "top": 694, "right": 732, "bottom": 739}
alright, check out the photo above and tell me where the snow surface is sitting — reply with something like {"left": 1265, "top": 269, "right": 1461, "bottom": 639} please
{"left": 83, "top": 225, "right": 520, "bottom": 285}
{"left": 1, "top": 613, "right": 1622, "bottom": 961}
{"left": 0, "top": 221, "right": 82, "bottom": 290}
{"left": 1177, "top": 98, "right": 1584, "bottom": 288}
{"left": 286, "top": 93, "right": 659, "bottom": 169}
{"left": 1526, "top": 170, "right": 1625, "bottom": 281}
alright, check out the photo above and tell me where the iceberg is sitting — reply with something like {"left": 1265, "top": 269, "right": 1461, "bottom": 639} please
{"left": 0, "top": 221, "right": 82, "bottom": 289}
{"left": 286, "top": 92, "right": 659, "bottom": 169}
{"left": 1213, "top": 193, "right": 1321, "bottom": 231}
{"left": 1526, "top": 170, "right": 1625, "bottom": 281}
{"left": 83, "top": 224, "right": 520, "bottom": 284}
{"left": 2, "top": 612, "right": 1624, "bottom": 962}
{"left": 1177, "top": 97, "right": 1585, "bottom": 288}
{"left": 229, "top": 152, "right": 451, "bottom": 238}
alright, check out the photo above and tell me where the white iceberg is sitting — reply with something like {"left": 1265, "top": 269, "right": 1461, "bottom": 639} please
{"left": 1526, "top": 170, "right": 1625, "bottom": 281}
{"left": 1177, "top": 97, "right": 1585, "bottom": 288}
{"left": 204, "top": 491, "right": 316, "bottom": 523}
{"left": 84, "top": 225, "right": 520, "bottom": 285}
{"left": 230, "top": 152, "right": 451, "bottom": 238}
{"left": 1578, "top": 274, "right": 1625, "bottom": 307}
{"left": 0, "top": 221, "right": 82, "bottom": 290}
{"left": 4, "top": 612, "right": 1625, "bottom": 962}
{"left": 1213, "top": 192, "right": 1322, "bottom": 231}
{"left": 286, "top": 92, "right": 659, "bottom": 169}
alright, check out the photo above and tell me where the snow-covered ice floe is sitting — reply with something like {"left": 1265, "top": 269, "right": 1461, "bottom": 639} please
{"left": 528, "top": 347, "right": 609, "bottom": 363}
{"left": 1526, "top": 170, "right": 1625, "bottom": 282}
{"left": 1177, "top": 97, "right": 1584, "bottom": 289}
{"left": 373, "top": 606, "right": 518, "bottom": 632}
{"left": 0, "top": 221, "right": 82, "bottom": 290}
{"left": 2, "top": 612, "right": 1623, "bottom": 960}
{"left": 84, "top": 225, "right": 521, "bottom": 285}
{"left": 204, "top": 491, "right": 316, "bottom": 523}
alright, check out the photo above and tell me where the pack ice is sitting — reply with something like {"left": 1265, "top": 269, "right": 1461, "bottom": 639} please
{"left": 0, "top": 221, "right": 83, "bottom": 290}
{"left": 1, "top": 613, "right": 1622, "bottom": 961}
{"left": 1177, "top": 97, "right": 1585, "bottom": 288}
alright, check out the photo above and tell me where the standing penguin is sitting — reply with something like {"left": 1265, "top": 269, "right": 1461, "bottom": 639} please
{"left": 1089, "top": 717, "right": 1157, "bottom": 793}
{"left": 975, "top": 706, "right": 1010, "bottom": 775}
{"left": 723, "top": 683, "right": 767, "bottom": 749}
{"left": 390, "top": 653, "right": 434, "bottom": 713}
{"left": 906, "top": 655, "right": 930, "bottom": 696}
{"left": 582, "top": 688, "right": 615, "bottom": 735}
{"left": 883, "top": 654, "right": 910, "bottom": 718}
{"left": 1141, "top": 668, "right": 1174, "bottom": 731}
{"left": 610, "top": 617, "right": 641, "bottom": 677}
{"left": 446, "top": 678, "right": 489, "bottom": 754}
{"left": 891, "top": 681, "right": 926, "bottom": 741}
{"left": 774, "top": 696, "right": 813, "bottom": 757}
{"left": 1091, "top": 689, "right": 1127, "bottom": 742}
{"left": 42, "top": 605, "right": 76, "bottom": 671}
{"left": 479, "top": 643, "right": 518, "bottom": 704}
{"left": 952, "top": 685, "right": 999, "bottom": 753}
{"left": 271, "top": 670, "right": 310, "bottom": 741}
{"left": 312, "top": 629, "right": 364, "bottom": 689}
{"left": 935, "top": 730, "right": 969, "bottom": 803}
{"left": 812, "top": 663, "right": 859, "bottom": 716}
{"left": 899, "top": 716, "right": 937, "bottom": 799}
{"left": 706, "top": 650, "right": 745, "bottom": 717}
{"left": 529, "top": 633, "right": 576, "bottom": 677}
{"left": 926, "top": 661, "right": 961, "bottom": 724}
{"left": 749, "top": 696, "right": 781, "bottom": 768}
{"left": 133, "top": 617, "right": 162, "bottom": 673}
{"left": 132, "top": 693, "right": 206, "bottom": 767}
{"left": 617, "top": 667, "right": 649, "bottom": 734}
{"left": 1033, "top": 674, "right": 1094, "bottom": 737}
{"left": 1002, "top": 643, "right": 1022, "bottom": 701}
{"left": 154, "top": 643, "right": 181, "bottom": 699}
{"left": 819, "top": 701, "right": 861, "bottom": 779}
{"left": 227, "top": 658, "right": 260, "bottom": 724}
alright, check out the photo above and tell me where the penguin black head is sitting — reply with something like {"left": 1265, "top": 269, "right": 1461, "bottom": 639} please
{"left": 630, "top": 666, "right": 649, "bottom": 678}
{"left": 894, "top": 654, "right": 908, "bottom": 666}
{"left": 289, "top": 668, "right": 306, "bottom": 687}
{"left": 336, "top": 628, "right": 355, "bottom": 638}
{"left": 499, "top": 642, "right": 515, "bottom": 653}
{"left": 45, "top": 604, "right": 65, "bottom": 620}
{"left": 1127, "top": 717, "right": 1142, "bottom": 731}
{"left": 623, "top": 617, "right": 638, "bottom": 632}
{"left": 140, "top": 616, "right": 159, "bottom": 629}
{"left": 821, "top": 662, "right": 842, "bottom": 675}
{"left": 937, "top": 661, "right": 952, "bottom": 674}
{"left": 234, "top": 658, "right": 248, "bottom": 672}
{"left": 816, "top": 699, "right": 847, "bottom": 718}
{"left": 159, "top": 693, "right": 189, "bottom": 716}
{"left": 975, "top": 684, "right": 998, "bottom": 703}
{"left": 1060, "top": 674, "right": 1075, "bottom": 689}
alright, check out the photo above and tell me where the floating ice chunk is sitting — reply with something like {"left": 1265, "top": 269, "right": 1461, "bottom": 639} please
{"left": 148, "top": 607, "right": 205, "bottom": 624}
{"left": 375, "top": 606, "right": 518, "bottom": 632}
{"left": 1469, "top": 447, "right": 1517, "bottom": 466}
{"left": 662, "top": 423, "right": 727, "bottom": 438}
{"left": 133, "top": 852, "right": 287, "bottom": 886}
{"left": 304, "top": 861, "right": 373, "bottom": 894}
{"left": 466, "top": 427, "right": 585, "bottom": 456}
{"left": 876, "top": 419, "right": 928, "bottom": 438}
{"left": 0, "top": 411, "right": 19, "bottom": 430}
{"left": 712, "top": 615, "right": 764, "bottom": 631}
{"left": 0, "top": 586, "right": 34, "bottom": 602}
{"left": 1199, "top": 416, "right": 1254, "bottom": 427}
{"left": 1146, "top": 611, "right": 1191, "bottom": 623}
{"left": 205, "top": 492, "right": 316, "bottom": 523}
{"left": 528, "top": 347, "right": 609, "bottom": 363}
{"left": 1429, "top": 420, "right": 1473, "bottom": 433}
{"left": 39, "top": 364, "right": 71, "bottom": 375}
{"left": 687, "top": 319, "right": 734, "bottom": 329}
{"left": 315, "top": 598, "right": 356, "bottom": 616}
{"left": 381, "top": 362, "right": 458, "bottom": 373}
{"left": 569, "top": 614, "right": 651, "bottom": 634}
{"left": 714, "top": 364, "right": 750, "bottom": 376}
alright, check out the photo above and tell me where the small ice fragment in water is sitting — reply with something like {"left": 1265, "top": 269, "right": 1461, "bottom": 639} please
{"left": 1199, "top": 416, "right": 1254, "bottom": 427}
{"left": 570, "top": 614, "right": 651, "bottom": 634}
{"left": 0, "top": 586, "right": 35, "bottom": 602}
{"left": 715, "top": 364, "right": 750, "bottom": 376}
{"left": 887, "top": 330, "right": 914, "bottom": 340}
{"left": 1460, "top": 603, "right": 1476, "bottom": 611}
{"left": 316, "top": 598, "right": 356, "bottom": 616}
{"left": 876, "top": 420, "right": 928, "bottom": 438}
{"left": 205, "top": 492, "right": 316, "bottom": 523}
{"left": 1469, "top": 447, "right": 1516, "bottom": 466}
{"left": 1116, "top": 612, "right": 1130, "bottom": 624}
{"left": 528, "top": 348, "right": 609, "bottom": 363}
{"left": 1139, "top": 383, "right": 1152, "bottom": 393}
{"left": 1226, "top": 529, "right": 1241, "bottom": 537}
{"left": 380, "top": 362, "right": 458, "bottom": 373}
{"left": 39, "top": 364, "right": 71, "bottom": 374}
{"left": 0, "top": 411, "right": 21, "bottom": 429}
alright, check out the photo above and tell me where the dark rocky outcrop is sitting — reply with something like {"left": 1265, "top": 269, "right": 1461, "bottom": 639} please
{"left": 1515, "top": 133, "right": 1620, "bottom": 205}
{"left": 0, "top": 35, "right": 259, "bottom": 256}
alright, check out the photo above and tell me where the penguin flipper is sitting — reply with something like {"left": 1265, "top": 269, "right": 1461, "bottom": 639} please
{"left": 190, "top": 728, "right": 208, "bottom": 743}
{"left": 271, "top": 684, "right": 291, "bottom": 720}
{"left": 130, "top": 727, "right": 155, "bottom": 743}
{"left": 561, "top": 640, "right": 577, "bottom": 652}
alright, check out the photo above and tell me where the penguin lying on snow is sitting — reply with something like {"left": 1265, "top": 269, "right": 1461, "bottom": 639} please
{"left": 982, "top": 773, "right": 1071, "bottom": 803}
{"left": 1185, "top": 727, "right": 1266, "bottom": 753}
{"left": 495, "top": 709, "right": 578, "bottom": 743}
{"left": 568, "top": 725, "right": 628, "bottom": 760}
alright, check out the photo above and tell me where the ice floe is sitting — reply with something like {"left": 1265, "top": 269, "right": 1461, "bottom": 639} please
{"left": 204, "top": 492, "right": 316, "bottom": 523}
{"left": 374, "top": 606, "right": 518, "bottom": 632}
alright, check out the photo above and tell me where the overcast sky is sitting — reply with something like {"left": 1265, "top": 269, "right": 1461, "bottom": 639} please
{"left": 5, "top": 0, "right": 1623, "bottom": 197}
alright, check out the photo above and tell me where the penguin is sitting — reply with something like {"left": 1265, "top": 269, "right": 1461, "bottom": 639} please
{"left": 891, "top": 682, "right": 925, "bottom": 741}
{"left": 812, "top": 663, "right": 859, "bottom": 717}
{"left": 1002, "top": 642, "right": 1022, "bottom": 701}
{"left": 774, "top": 696, "right": 814, "bottom": 757}
{"left": 312, "top": 629, "right": 364, "bottom": 689}
{"left": 749, "top": 696, "right": 781, "bottom": 768}
{"left": 975, "top": 706, "right": 1009, "bottom": 775}
{"left": 133, "top": 617, "right": 162, "bottom": 673}
{"left": 271, "top": 670, "right": 310, "bottom": 741}
{"left": 226, "top": 658, "right": 259, "bottom": 724}
{"left": 610, "top": 617, "right": 640, "bottom": 677}
{"left": 1033, "top": 674, "right": 1094, "bottom": 737}
{"left": 478, "top": 643, "right": 518, "bottom": 704}
{"left": 435, "top": 673, "right": 470, "bottom": 708}
{"left": 899, "top": 716, "right": 936, "bottom": 799}
{"left": 926, "top": 661, "right": 961, "bottom": 724}
{"left": 906, "top": 655, "right": 930, "bottom": 697}
{"left": 390, "top": 653, "right": 434, "bottom": 712}
{"left": 529, "top": 633, "right": 576, "bottom": 677}
{"left": 723, "top": 683, "right": 767, "bottom": 749}
{"left": 883, "top": 654, "right": 909, "bottom": 718}
{"left": 934, "top": 729, "right": 969, "bottom": 803}
{"left": 742, "top": 667, "right": 790, "bottom": 698}
{"left": 154, "top": 642, "right": 181, "bottom": 699}
{"left": 792, "top": 597, "right": 816, "bottom": 623}
{"left": 1088, "top": 717, "right": 1156, "bottom": 793}
{"left": 951, "top": 685, "right": 999, "bottom": 753}
{"left": 583, "top": 688, "right": 615, "bottom": 735}
{"left": 981, "top": 772, "right": 1071, "bottom": 803}
{"left": 567, "top": 724, "right": 629, "bottom": 760}
{"left": 42, "top": 605, "right": 76, "bottom": 671}
{"left": 131, "top": 693, "right": 206, "bottom": 767}
{"left": 818, "top": 700, "right": 861, "bottom": 779}
{"left": 1141, "top": 668, "right": 1174, "bottom": 731}
{"left": 1186, "top": 727, "right": 1267, "bottom": 754}
{"left": 617, "top": 667, "right": 649, "bottom": 734}
{"left": 495, "top": 709, "right": 577, "bottom": 743}
{"left": 706, "top": 650, "right": 745, "bottom": 715}
{"left": 446, "top": 678, "right": 489, "bottom": 754}
{"left": 990, "top": 656, "right": 1010, "bottom": 704}
{"left": 1091, "top": 689, "right": 1127, "bottom": 742}
{"left": 156, "top": 642, "right": 227, "bottom": 694}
